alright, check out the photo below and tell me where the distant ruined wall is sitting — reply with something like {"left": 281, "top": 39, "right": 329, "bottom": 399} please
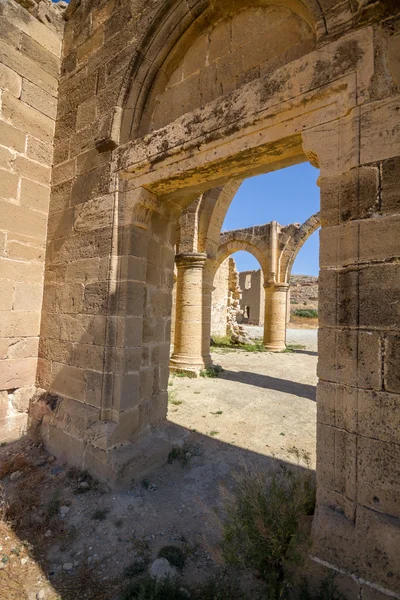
{"left": 0, "top": 0, "right": 64, "bottom": 441}
{"left": 211, "top": 257, "right": 241, "bottom": 337}
{"left": 238, "top": 270, "right": 264, "bottom": 326}
{"left": 211, "top": 258, "right": 230, "bottom": 337}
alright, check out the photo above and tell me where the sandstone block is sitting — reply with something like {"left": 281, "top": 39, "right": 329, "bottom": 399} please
{"left": 11, "top": 385, "right": 36, "bottom": 413}
{"left": 1, "top": 91, "right": 55, "bottom": 143}
{"left": 76, "top": 97, "right": 97, "bottom": 131}
{"left": 0, "top": 280, "right": 14, "bottom": 311}
{"left": 70, "top": 163, "right": 111, "bottom": 205}
{"left": 115, "top": 372, "right": 140, "bottom": 412}
{"left": 13, "top": 282, "right": 43, "bottom": 311}
{"left": 20, "top": 177, "right": 50, "bottom": 213}
{"left": 49, "top": 180, "right": 72, "bottom": 214}
{"left": 0, "top": 311, "right": 41, "bottom": 338}
{"left": 77, "top": 27, "right": 104, "bottom": 64}
{"left": 0, "top": 168, "right": 19, "bottom": 201}
{"left": 6, "top": 238, "right": 45, "bottom": 262}
{"left": 2, "top": 2, "right": 61, "bottom": 56}
{"left": 1, "top": 337, "right": 39, "bottom": 360}
{"left": 0, "top": 146, "right": 14, "bottom": 171}
{"left": 21, "top": 79, "right": 57, "bottom": 119}
{"left": 0, "top": 40, "right": 58, "bottom": 96}
{"left": 26, "top": 136, "right": 53, "bottom": 166}
{"left": 384, "top": 334, "right": 400, "bottom": 393}
{"left": 0, "top": 119, "right": 26, "bottom": 153}
{"left": 52, "top": 159, "right": 76, "bottom": 186}
{"left": 72, "top": 343, "right": 104, "bottom": 372}
{"left": 359, "top": 263, "right": 400, "bottom": 328}
{"left": 0, "top": 62, "right": 22, "bottom": 97}
{"left": 59, "top": 314, "right": 106, "bottom": 346}
{"left": 50, "top": 361, "right": 86, "bottom": 401}
{"left": 73, "top": 195, "right": 113, "bottom": 232}
{"left": 0, "top": 18, "right": 20, "bottom": 47}
{"left": 0, "top": 357, "right": 37, "bottom": 389}
{"left": 380, "top": 156, "right": 400, "bottom": 215}
{"left": 0, "top": 411, "right": 28, "bottom": 443}
{"left": 19, "top": 32, "right": 60, "bottom": 78}
{"left": 84, "top": 369, "right": 103, "bottom": 407}
{"left": 360, "top": 98, "right": 400, "bottom": 164}
{"left": 357, "top": 436, "right": 400, "bottom": 518}
{"left": 15, "top": 155, "right": 51, "bottom": 186}
{"left": 0, "top": 199, "right": 47, "bottom": 240}
{"left": 318, "top": 328, "right": 381, "bottom": 389}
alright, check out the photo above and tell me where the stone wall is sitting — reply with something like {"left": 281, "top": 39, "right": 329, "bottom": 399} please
{"left": 211, "top": 257, "right": 242, "bottom": 337}
{"left": 147, "top": 6, "right": 315, "bottom": 133}
{"left": 211, "top": 258, "right": 230, "bottom": 337}
{"left": 0, "top": 0, "right": 63, "bottom": 441}
{"left": 238, "top": 270, "right": 265, "bottom": 325}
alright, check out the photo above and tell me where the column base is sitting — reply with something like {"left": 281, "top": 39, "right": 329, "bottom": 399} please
{"left": 31, "top": 393, "right": 188, "bottom": 488}
{"left": 263, "top": 341, "right": 286, "bottom": 352}
{"left": 169, "top": 353, "right": 212, "bottom": 376}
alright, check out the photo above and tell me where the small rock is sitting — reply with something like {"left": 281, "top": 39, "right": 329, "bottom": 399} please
{"left": 78, "top": 481, "right": 90, "bottom": 491}
{"left": 44, "top": 530, "right": 52, "bottom": 538}
{"left": 37, "top": 591, "right": 46, "bottom": 600}
{"left": 47, "top": 456, "right": 55, "bottom": 463}
{"left": 20, "top": 557, "right": 28, "bottom": 565}
{"left": 59, "top": 506, "right": 70, "bottom": 518}
{"left": 34, "top": 458, "right": 47, "bottom": 468}
{"left": 10, "top": 471, "right": 22, "bottom": 481}
{"left": 63, "top": 562, "right": 73, "bottom": 571}
{"left": 150, "top": 558, "right": 178, "bottom": 581}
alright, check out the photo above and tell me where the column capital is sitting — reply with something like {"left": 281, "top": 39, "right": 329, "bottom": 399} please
{"left": 175, "top": 252, "right": 208, "bottom": 269}
{"left": 264, "top": 282, "right": 289, "bottom": 291}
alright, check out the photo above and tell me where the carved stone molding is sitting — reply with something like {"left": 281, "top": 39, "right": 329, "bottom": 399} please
{"left": 175, "top": 252, "right": 208, "bottom": 269}
{"left": 127, "top": 187, "right": 161, "bottom": 230}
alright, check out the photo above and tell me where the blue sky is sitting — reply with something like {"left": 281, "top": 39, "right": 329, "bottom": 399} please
{"left": 222, "top": 163, "right": 320, "bottom": 275}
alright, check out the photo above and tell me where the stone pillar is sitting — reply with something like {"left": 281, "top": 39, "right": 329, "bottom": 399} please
{"left": 170, "top": 252, "right": 212, "bottom": 374}
{"left": 263, "top": 283, "right": 289, "bottom": 351}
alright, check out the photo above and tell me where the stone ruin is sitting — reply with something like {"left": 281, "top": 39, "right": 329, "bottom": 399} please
{"left": 0, "top": 0, "right": 399, "bottom": 596}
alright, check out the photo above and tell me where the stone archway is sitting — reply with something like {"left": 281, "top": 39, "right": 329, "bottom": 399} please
{"left": 39, "top": 1, "right": 400, "bottom": 596}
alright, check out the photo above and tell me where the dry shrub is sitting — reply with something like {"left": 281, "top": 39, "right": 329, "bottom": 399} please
{"left": 54, "top": 561, "right": 120, "bottom": 600}
{"left": 0, "top": 454, "right": 30, "bottom": 479}
{"left": 205, "top": 452, "right": 316, "bottom": 599}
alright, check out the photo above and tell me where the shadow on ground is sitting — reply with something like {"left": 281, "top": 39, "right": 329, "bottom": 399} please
{"left": 0, "top": 426, "right": 314, "bottom": 600}
{"left": 218, "top": 369, "right": 317, "bottom": 401}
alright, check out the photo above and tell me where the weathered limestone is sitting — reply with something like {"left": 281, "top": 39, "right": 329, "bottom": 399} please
{"left": 211, "top": 257, "right": 242, "bottom": 338}
{"left": 170, "top": 252, "right": 212, "bottom": 374}
{"left": 0, "top": 0, "right": 398, "bottom": 596}
{"left": 0, "top": 0, "right": 63, "bottom": 441}
{"left": 263, "top": 284, "right": 289, "bottom": 351}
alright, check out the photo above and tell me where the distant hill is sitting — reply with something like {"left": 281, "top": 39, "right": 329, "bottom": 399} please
{"left": 289, "top": 275, "right": 318, "bottom": 309}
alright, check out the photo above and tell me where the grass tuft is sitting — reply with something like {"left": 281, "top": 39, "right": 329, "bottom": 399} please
{"left": 200, "top": 365, "right": 223, "bottom": 378}
{"left": 292, "top": 309, "right": 318, "bottom": 319}
{"left": 211, "top": 336, "right": 265, "bottom": 353}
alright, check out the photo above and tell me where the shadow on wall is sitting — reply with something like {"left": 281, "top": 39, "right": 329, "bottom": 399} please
{"left": 0, "top": 427, "right": 314, "bottom": 600}
{"left": 219, "top": 369, "right": 317, "bottom": 401}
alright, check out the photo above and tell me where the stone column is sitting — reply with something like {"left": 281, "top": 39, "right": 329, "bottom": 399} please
{"left": 170, "top": 252, "right": 212, "bottom": 374}
{"left": 263, "top": 283, "right": 289, "bottom": 351}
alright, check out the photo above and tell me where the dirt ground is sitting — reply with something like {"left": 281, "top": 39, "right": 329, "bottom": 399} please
{"left": 0, "top": 330, "right": 317, "bottom": 600}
